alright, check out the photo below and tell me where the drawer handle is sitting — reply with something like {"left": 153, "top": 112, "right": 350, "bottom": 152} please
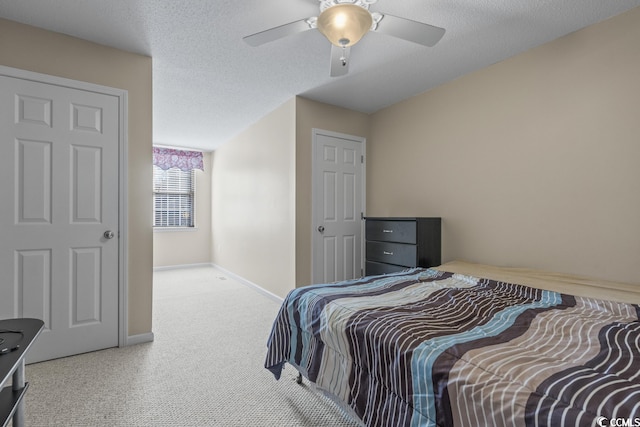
{"left": 382, "top": 229, "right": 393, "bottom": 233}
{"left": 383, "top": 251, "right": 394, "bottom": 256}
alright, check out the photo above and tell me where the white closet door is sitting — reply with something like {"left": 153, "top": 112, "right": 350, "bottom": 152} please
{"left": 0, "top": 74, "right": 120, "bottom": 362}
{"left": 312, "top": 130, "right": 365, "bottom": 284}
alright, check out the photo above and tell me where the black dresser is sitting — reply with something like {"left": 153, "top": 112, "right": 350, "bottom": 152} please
{"left": 365, "top": 217, "right": 441, "bottom": 276}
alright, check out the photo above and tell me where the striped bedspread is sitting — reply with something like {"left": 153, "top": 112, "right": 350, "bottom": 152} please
{"left": 264, "top": 268, "right": 640, "bottom": 427}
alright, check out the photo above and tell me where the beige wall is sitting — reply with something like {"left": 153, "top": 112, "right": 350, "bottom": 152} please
{"left": 153, "top": 152, "right": 212, "bottom": 268}
{"left": 0, "top": 19, "right": 154, "bottom": 336}
{"left": 211, "top": 97, "right": 370, "bottom": 297}
{"left": 368, "top": 7, "right": 640, "bottom": 285}
{"left": 211, "top": 99, "right": 297, "bottom": 298}
{"left": 294, "top": 97, "right": 370, "bottom": 287}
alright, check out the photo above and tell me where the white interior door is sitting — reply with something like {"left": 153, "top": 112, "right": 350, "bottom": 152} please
{"left": 0, "top": 73, "right": 121, "bottom": 362}
{"left": 312, "top": 129, "right": 365, "bottom": 284}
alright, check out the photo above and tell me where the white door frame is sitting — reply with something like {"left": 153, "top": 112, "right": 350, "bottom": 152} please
{"left": 311, "top": 128, "right": 366, "bottom": 284}
{"left": 0, "top": 65, "right": 129, "bottom": 348}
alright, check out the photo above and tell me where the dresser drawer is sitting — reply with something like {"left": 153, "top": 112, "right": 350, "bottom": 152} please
{"left": 366, "top": 241, "right": 416, "bottom": 267}
{"left": 366, "top": 220, "right": 416, "bottom": 244}
{"left": 366, "top": 261, "right": 407, "bottom": 276}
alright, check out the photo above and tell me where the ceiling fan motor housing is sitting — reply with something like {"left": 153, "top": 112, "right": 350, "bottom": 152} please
{"left": 318, "top": 0, "right": 378, "bottom": 13}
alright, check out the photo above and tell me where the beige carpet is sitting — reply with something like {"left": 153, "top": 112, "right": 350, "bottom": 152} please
{"left": 21, "top": 267, "right": 362, "bottom": 426}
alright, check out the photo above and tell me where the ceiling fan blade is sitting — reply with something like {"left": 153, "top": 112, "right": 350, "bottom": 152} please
{"left": 374, "top": 14, "right": 445, "bottom": 47}
{"left": 243, "top": 19, "right": 313, "bottom": 47}
{"left": 330, "top": 45, "right": 350, "bottom": 77}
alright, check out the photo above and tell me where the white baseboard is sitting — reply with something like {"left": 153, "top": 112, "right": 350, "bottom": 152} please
{"left": 126, "top": 332, "right": 155, "bottom": 346}
{"left": 153, "top": 262, "right": 214, "bottom": 272}
{"left": 212, "top": 264, "right": 284, "bottom": 302}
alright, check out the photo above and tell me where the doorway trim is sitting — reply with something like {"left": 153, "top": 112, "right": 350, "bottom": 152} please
{"left": 0, "top": 65, "right": 129, "bottom": 348}
{"left": 311, "top": 128, "right": 366, "bottom": 284}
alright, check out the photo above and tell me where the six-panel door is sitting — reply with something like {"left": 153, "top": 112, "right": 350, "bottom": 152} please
{"left": 0, "top": 75, "right": 120, "bottom": 362}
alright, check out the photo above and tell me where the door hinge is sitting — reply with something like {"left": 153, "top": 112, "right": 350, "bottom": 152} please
{"left": 361, "top": 212, "right": 365, "bottom": 220}
{"left": 361, "top": 155, "right": 364, "bottom": 164}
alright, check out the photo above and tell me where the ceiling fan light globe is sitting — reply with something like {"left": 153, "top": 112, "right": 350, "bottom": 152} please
{"left": 317, "top": 4, "right": 372, "bottom": 47}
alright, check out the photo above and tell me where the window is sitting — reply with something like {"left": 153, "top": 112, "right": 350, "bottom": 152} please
{"left": 153, "top": 165, "right": 195, "bottom": 227}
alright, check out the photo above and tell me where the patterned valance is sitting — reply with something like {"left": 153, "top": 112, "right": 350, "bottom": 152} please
{"left": 152, "top": 147, "right": 203, "bottom": 171}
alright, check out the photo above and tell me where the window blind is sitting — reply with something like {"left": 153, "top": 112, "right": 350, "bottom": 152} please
{"left": 153, "top": 166, "right": 195, "bottom": 227}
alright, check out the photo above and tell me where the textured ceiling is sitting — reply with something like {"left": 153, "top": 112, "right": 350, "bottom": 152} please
{"left": 1, "top": 0, "right": 639, "bottom": 151}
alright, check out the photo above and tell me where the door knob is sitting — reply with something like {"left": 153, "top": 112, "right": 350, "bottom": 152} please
{"left": 317, "top": 226, "right": 325, "bottom": 233}
{"left": 103, "top": 230, "right": 115, "bottom": 239}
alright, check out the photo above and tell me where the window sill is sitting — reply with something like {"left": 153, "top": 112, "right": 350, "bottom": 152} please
{"left": 153, "top": 227, "right": 199, "bottom": 233}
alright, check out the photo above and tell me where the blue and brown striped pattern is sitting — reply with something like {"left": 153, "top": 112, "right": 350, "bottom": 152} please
{"left": 265, "top": 268, "right": 640, "bottom": 427}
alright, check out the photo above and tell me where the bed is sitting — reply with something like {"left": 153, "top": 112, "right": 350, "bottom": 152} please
{"left": 264, "top": 261, "right": 640, "bottom": 427}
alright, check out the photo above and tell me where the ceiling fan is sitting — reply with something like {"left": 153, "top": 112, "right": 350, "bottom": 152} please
{"left": 243, "top": 0, "right": 445, "bottom": 77}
